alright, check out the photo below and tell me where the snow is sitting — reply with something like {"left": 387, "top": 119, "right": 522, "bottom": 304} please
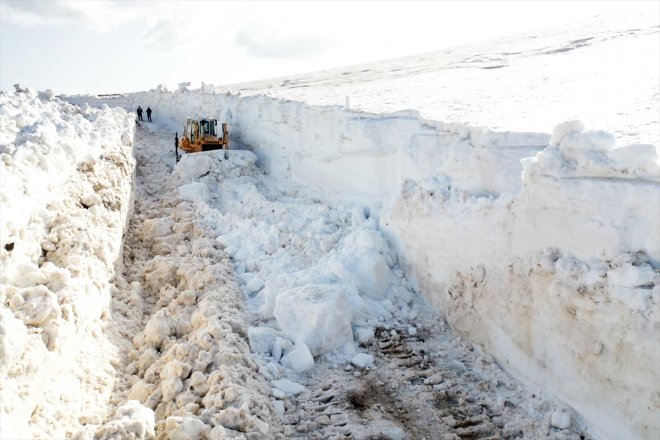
{"left": 350, "top": 353, "right": 374, "bottom": 369}
{"left": 2, "top": 11, "right": 658, "bottom": 440}
{"left": 271, "top": 379, "right": 306, "bottom": 396}
{"left": 0, "top": 90, "right": 136, "bottom": 438}
{"left": 273, "top": 284, "right": 354, "bottom": 355}
{"left": 279, "top": 343, "right": 315, "bottom": 372}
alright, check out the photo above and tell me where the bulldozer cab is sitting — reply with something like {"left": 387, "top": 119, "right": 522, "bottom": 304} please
{"left": 178, "top": 118, "right": 228, "bottom": 158}
{"left": 200, "top": 119, "right": 216, "bottom": 136}
{"left": 185, "top": 119, "right": 217, "bottom": 142}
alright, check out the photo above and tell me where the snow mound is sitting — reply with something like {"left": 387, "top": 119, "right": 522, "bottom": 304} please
{"left": 0, "top": 91, "right": 136, "bottom": 438}
{"left": 524, "top": 121, "right": 659, "bottom": 181}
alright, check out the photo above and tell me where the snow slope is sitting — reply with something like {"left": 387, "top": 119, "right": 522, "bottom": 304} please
{"left": 230, "top": 11, "right": 659, "bottom": 148}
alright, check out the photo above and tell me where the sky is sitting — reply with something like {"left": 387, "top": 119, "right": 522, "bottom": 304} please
{"left": 0, "top": 0, "right": 657, "bottom": 95}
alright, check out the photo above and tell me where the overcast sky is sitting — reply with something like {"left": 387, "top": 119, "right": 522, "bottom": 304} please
{"left": 0, "top": 1, "right": 656, "bottom": 95}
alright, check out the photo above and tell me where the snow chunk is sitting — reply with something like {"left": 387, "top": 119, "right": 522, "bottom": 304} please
{"left": 351, "top": 353, "right": 374, "bottom": 368}
{"left": 353, "top": 326, "right": 374, "bottom": 345}
{"left": 0, "top": 308, "right": 28, "bottom": 377}
{"left": 550, "top": 407, "right": 571, "bottom": 429}
{"left": 165, "top": 416, "right": 210, "bottom": 440}
{"left": 273, "top": 284, "right": 353, "bottom": 355}
{"left": 142, "top": 218, "right": 173, "bottom": 240}
{"left": 247, "top": 326, "right": 277, "bottom": 354}
{"left": 330, "top": 251, "right": 393, "bottom": 299}
{"left": 94, "top": 401, "right": 155, "bottom": 440}
{"left": 143, "top": 310, "right": 171, "bottom": 348}
{"left": 280, "top": 343, "right": 315, "bottom": 372}
{"left": 178, "top": 181, "right": 209, "bottom": 203}
{"left": 176, "top": 153, "right": 212, "bottom": 182}
{"left": 245, "top": 276, "right": 264, "bottom": 294}
{"left": 559, "top": 130, "right": 616, "bottom": 162}
{"left": 550, "top": 120, "right": 585, "bottom": 147}
{"left": 1, "top": 262, "right": 46, "bottom": 288}
{"left": 607, "top": 144, "right": 658, "bottom": 170}
{"left": 271, "top": 379, "right": 306, "bottom": 396}
{"left": 271, "top": 337, "right": 293, "bottom": 362}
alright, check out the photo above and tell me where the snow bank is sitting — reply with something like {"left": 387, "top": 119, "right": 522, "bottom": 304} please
{"left": 67, "top": 91, "right": 550, "bottom": 202}
{"left": 71, "top": 88, "right": 658, "bottom": 439}
{"left": 0, "top": 90, "right": 136, "bottom": 438}
{"left": 123, "top": 165, "right": 279, "bottom": 439}
{"left": 382, "top": 123, "right": 660, "bottom": 440}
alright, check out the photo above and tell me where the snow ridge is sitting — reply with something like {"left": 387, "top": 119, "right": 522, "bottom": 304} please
{"left": 0, "top": 90, "right": 136, "bottom": 438}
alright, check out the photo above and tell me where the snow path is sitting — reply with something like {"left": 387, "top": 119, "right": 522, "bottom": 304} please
{"left": 97, "top": 122, "right": 279, "bottom": 439}
{"left": 106, "top": 119, "right": 592, "bottom": 439}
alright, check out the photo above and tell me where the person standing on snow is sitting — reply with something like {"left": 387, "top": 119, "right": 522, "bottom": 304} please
{"left": 137, "top": 106, "right": 144, "bottom": 121}
{"left": 146, "top": 106, "right": 152, "bottom": 122}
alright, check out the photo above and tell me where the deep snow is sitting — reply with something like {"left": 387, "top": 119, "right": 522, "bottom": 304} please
{"left": 2, "top": 10, "right": 659, "bottom": 440}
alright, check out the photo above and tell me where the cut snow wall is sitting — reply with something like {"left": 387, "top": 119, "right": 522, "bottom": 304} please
{"left": 0, "top": 92, "right": 137, "bottom": 438}
{"left": 73, "top": 90, "right": 659, "bottom": 439}
{"left": 68, "top": 91, "right": 550, "bottom": 202}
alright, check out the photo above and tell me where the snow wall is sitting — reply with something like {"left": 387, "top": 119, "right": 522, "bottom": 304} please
{"left": 74, "top": 89, "right": 659, "bottom": 440}
{"left": 0, "top": 91, "right": 137, "bottom": 438}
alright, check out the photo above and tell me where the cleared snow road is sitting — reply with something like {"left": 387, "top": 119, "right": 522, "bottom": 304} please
{"left": 107, "top": 119, "right": 593, "bottom": 439}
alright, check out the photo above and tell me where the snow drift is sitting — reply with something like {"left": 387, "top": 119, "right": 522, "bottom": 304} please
{"left": 0, "top": 90, "right": 136, "bottom": 438}
{"left": 72, "top": 87, "right": 660, "bottom": 439}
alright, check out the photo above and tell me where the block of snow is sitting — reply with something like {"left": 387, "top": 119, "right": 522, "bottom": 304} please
{"left": 161, "top": 377, "right": 183, "bottom": 402}
{"left": 165, "top": 416, "right": 210, "bottom": 440}
{"left": 335, "top": 251, "right": 393, "bottom": 299}
{"left": 549, "top": 120, "right": 585, "bottom": 147}
{"left": 176, "top": 153, "right": 212, "bottom": 182}
{"left": 127, "top": 381, "right": 157, "bottom": 403}
{"left": 247, "top": 327, "right": 278, "bottom": 354}
{"left": 272, "top": 400, "right": 285, "bottom": 417}
{"left": 280, "top": 343, "right": 315, "bottom": 372}
{"left": 550, "top": 408, "right": 571, "bottom": 429}
{"left": 159, "top": 360, "right": 192, "bottom": 380}
{"left": 271, "top": 379, "right": 306, "bottom": 396}
{"left": 142, "top": 218, "right": 174, "bottom": 240}
{"left": 94, "top": 401, "right": 155, "bottom": 440}
{"left": 1, "top": 262, "right": 46, "bottom": 288}
{"left": 607, "top": 144, "right": 658, "bottom": 168}
{"left": 178, "top": 182, "right": 209, "bottom": 203}
{"left": 353, "top": 326, "right": 374, "bottom": 345}
{"left": 273, "top": 284, "right": 353, "bottom": 355}
{"left": 559, "top": 130, "right": 616, "bottom": 162}
{"left": 245, "top": 276, "right": 264, "bottom": 293}
{"left": 0, "top": 308, "right": 28, "bottom": 377}
{"left": 271, "top": 337, "right": 293, "bottom": 362}
{"left": 351, "top": 353, "right": 374, "bottom": 368}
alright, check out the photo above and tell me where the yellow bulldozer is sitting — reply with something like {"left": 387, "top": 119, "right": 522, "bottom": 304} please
{"left": 175, "top": 118, "right": 229, "bottom": 161}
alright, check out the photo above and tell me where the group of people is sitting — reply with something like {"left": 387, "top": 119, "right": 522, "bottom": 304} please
{"left": 136, "top": 105, "right": 152, "bottom": 122}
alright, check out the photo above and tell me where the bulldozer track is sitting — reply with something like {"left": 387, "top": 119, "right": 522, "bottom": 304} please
{"left": 276, "top": 321, "right": 591, "bottom": 440}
